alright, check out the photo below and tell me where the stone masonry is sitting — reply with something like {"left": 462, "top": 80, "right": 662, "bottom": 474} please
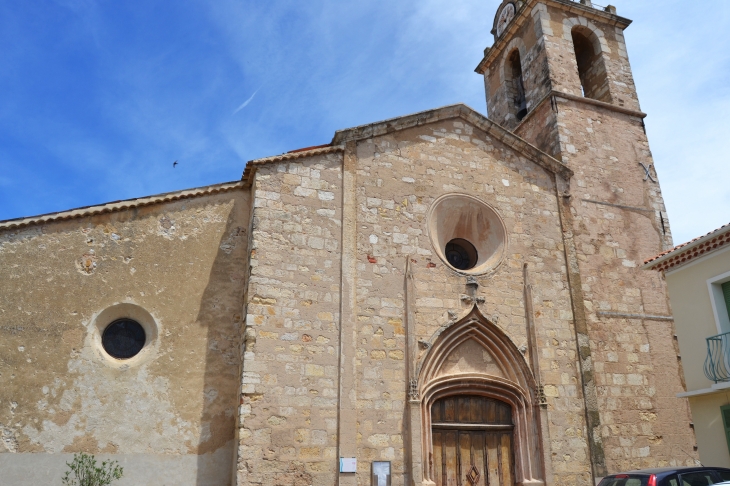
{"left": 0, "top": 1, "right": 699, "bottom": 485}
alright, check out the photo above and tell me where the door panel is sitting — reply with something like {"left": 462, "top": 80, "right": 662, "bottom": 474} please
{"left": 472, "top": 433, "right": 486, "bottom": 486}
{"left": 434, "top": 431, "right": 444, "bottom": 486}
{"left": 486, "top": 433, "right": 500, "bottom": 486}
{"left": 459, "top": 431, "right": 472, "bottom": 483}
{"left": 500, "top": 434, "right": 513, "bottom": 486}
{"left": 445, "top": 431, "right": 458, "bottom": 486}
{"left": 432, "top": 396, "right": 515, "bottom": 486}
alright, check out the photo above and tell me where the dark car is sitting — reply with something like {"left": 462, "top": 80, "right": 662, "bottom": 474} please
{"left": 599, "top": 467, "right": 730, "bottom": 486}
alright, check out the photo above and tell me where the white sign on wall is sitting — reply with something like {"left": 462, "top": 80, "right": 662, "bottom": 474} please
{"left": 340, "top": 457, "right": 357, "bottom": 473}
{"left": 372, "top": 461, "right": 391, "bottom": 486}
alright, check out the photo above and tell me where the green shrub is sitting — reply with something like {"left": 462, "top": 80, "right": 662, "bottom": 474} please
{"left": 62, "top": 452, "right": 123, "bottom": 486}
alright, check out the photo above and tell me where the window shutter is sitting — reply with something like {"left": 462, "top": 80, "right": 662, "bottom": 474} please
{"left": 721, "top": 404, "right": 730, "bottom": 453}
{"left": 723, "top": 282, "right": 730, "bottom": 320}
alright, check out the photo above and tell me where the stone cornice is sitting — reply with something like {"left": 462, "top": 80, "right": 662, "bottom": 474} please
{"left": 476, "top": 0, "right": 632, "bottom": 75}
{"left": 551, "top": 90, "right": 646, "bottom": 118}
{"left": 332, "top": 103, "right": 573, "bottom": 180}
{"left": 514, "top": 90, "right": 646, "bottom": 133}
{"left": 0, "top": 181, "right": 245, "bottom": 231}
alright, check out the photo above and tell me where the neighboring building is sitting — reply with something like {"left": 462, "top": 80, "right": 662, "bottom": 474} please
{"left": 0, "top": 1, "right": 700, "bottom": 485}
{"left": 644, "top": 224, "right": 730, "bottom": 468}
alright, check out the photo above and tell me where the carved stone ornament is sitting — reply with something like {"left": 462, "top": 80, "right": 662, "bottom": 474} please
{"left": 409, "top": 379, "right": 420, "bottom": 401}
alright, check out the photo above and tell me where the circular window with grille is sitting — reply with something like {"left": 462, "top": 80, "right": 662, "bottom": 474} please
{"left": 427, "top": 194, "right": 507, "bottom": 275}
{"left": 91, "top": 303, "right": 159, "bottom": 367}
{"left": 102, "top": 319, "right": 146, "bottom": 359}
{"left": 445, "top": 239, "right": 479, "bottom": 271}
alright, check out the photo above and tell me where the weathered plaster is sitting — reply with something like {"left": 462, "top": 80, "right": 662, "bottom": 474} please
{"left": 0, "top": 189, "right": 250, "bottom": 483}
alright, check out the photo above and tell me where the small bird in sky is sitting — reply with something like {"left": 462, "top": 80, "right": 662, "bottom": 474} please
{"left": 173, "top": 160, "right": 178, "bottom": 168}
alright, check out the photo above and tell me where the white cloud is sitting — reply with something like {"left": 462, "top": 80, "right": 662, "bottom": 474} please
{"left": 232, "top": 89, "right": 260, "bottom": 115}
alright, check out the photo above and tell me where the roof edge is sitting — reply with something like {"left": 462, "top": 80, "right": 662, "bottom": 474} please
{"left": 643, "top": 223, "right": 730, "bottom": 272}
{"left": 241, "top": 144, "right": 345, "bottom": 188}
{"left": 0, "top": 181, "right": 245, "bottom": 231}
{"left": 331, "top": 103, "right": 573, "bottom": 180}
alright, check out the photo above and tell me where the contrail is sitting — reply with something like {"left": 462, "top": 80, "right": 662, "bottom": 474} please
{"left": 232, "top": 89, "right": 260, "bottom": 115}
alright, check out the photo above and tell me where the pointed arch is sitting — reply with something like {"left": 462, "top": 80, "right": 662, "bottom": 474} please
{"left": 416, "top": 306, "right": 545, "bottom": 486}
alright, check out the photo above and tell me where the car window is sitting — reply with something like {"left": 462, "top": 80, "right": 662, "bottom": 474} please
{"left": 714, "top": 471, "right": 730, "bottom": 482}
{"left": 664, "top": 475, "right": 679, "bottom": 486}
{"left": 680, "top": 472, "right": 717, "bottom": 486}
{"left": 599, "top": 476, "right": 649, "bottom": 486}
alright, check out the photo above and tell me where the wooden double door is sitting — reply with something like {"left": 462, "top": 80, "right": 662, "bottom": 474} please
{"left": 431, "top": 396, "right": 515, "bottom": 486}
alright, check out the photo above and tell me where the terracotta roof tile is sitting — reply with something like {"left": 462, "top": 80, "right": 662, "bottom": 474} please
{"left": 643, "top": 223, "right": 730, "bottom": 272}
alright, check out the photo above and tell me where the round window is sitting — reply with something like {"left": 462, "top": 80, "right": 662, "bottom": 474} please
{"left": 427, "top": 194, "right": 507, "bottom": 275}
{"left": 102, "top": 319, "right": 146, "bottom": 359}
{"left": 445, "top": 239, "right": 478, "bottom": 270}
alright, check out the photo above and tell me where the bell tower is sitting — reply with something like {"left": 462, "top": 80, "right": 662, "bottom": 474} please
{"left": 476, "top": 0, "right": 643, "bottom": 156}
{"left": 476, "top": 0, "right": 698, "bottom": 481}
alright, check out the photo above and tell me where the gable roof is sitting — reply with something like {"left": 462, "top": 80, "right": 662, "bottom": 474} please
{"left": 1, "top": 104, "right": 571, "bottom": 231}
{"left": 643, "top": 223, "right": 730, "bottom": 272}
{"left": 330, "top": 103, "right": 573, "bottom": 179}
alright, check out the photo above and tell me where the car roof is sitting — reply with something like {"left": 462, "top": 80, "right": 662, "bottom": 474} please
{"left": 608, "top": 467, "right": 730, "bottom": 478}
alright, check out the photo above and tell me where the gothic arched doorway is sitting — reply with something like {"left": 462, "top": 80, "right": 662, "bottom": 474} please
{"left": 431, "top": 395, "right": 515, "bottom": 486}
{"left": 411, "top": 306, "right": 544, "bottom": 486}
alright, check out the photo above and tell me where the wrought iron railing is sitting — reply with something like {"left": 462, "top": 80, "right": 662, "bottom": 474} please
{"left": 705, "top": 332, "right": 730, "bottom": 383}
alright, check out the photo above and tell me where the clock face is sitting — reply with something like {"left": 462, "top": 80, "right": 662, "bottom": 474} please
{"left": 496, "top": 3, "right": 516, "bottom": 37}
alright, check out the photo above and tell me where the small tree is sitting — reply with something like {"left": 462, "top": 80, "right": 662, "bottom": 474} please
{"left": 62, "top": 452, "right": 123, "bottom": 486}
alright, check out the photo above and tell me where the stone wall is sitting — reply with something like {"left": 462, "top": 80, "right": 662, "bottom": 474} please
{"left": 239, "top": 116, "right": 599, "bottom": 485}
{"left": 557, "top": 98, "right": 696, "bottom": 471}
{"left": 0, "top": 187, "right": 250, "bottom": 485}
{"left": 482, "top": 0, "right": 698, "bottom": 476}
{"left": 484, "top": 4, "right": 553, "bottom": 130}
{"left": 351, "top": 118, "right": 589, "bottom": 485}
{"left": 541, "top": 3, "right": 640, "bottom": 111}
{"left": 237, "top": 152, "right": 345, "bottom": 485}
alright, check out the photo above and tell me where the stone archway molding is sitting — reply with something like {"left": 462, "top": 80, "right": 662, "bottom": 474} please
{"left": 410, "top": 305, "right": 545, "bottom": 486}
{"left": 562, "top": 16, "right": 611, "bottom": 55}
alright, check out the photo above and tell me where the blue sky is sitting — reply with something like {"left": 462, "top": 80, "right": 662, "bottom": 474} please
{"left": 0, "top": 0, "right": 727, "bottom": 245}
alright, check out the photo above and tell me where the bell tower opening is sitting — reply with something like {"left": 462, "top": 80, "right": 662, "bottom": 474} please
{"left": 571, "top": 26, "right": 610, "bottom": 102}
{"left": 507, "top": 50, "right": 527, "bottom": 122}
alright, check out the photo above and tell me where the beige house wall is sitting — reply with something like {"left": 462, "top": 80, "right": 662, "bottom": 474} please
{"left": 0, "top": 187, "right": 250, "bottom": 485}
{"left": 662, "top": 245, "right": 730, "bottom": 469}
{"left": 666, "top": 247, "right": 730, "bottom": 392}
{"left": 688, "top": 392, "right": 730, "bottom": 468}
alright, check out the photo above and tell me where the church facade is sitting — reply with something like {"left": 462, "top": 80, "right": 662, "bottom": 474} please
{"left": 0, "top": 1, "right": 698, "bottom": 485}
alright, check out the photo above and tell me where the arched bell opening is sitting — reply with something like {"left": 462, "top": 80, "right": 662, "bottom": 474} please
{"left": 571, "top": 26, "right": 611, "bottom": 102}
{"left": 505, "top": 49, "right": 528, "bottom": 122}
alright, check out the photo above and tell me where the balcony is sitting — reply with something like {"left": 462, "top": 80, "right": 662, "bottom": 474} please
{"left": 705, "top": 332, "right": 730, "bottom": 383}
